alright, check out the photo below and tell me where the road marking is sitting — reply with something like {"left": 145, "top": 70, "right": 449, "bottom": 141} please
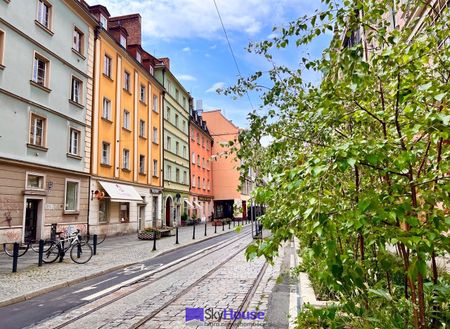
{"left": 81, "top": 234, "right": 245, "bottom": 301}
{"left": 72, "top": 276, "right": 118, "bottom": 294}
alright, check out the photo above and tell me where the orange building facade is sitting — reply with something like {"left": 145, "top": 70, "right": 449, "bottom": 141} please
{"left": 202, "top": 110, "right": 250, "bottom": 219}
{"left": 88, "top": 6, "right": 164, "bottom": 236}
{"left": 189, "top": 110, "right": 213, "bottom": 221}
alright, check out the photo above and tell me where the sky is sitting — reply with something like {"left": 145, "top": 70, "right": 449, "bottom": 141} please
{"left": 95, "top": 0, "right": 331, "bottom": 128}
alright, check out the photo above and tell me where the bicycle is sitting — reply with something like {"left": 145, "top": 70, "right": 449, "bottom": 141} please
{"left": 43, "top": 229, "right": 93, "bottom": 264}
{"left": 2, "top": 239, "right": 53, "bottom": 257}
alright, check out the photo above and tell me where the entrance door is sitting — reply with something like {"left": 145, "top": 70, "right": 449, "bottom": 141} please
{"left": 242, "top": 201, "right": 247, "bottom": 220}
{"left": 24, "top": 200, "right": 39, "bottom": 242}
{"left": 138, "top": 205, "right": 145, "bottom": 231}
{"left": 165, "top": 197, "right": 172, "bottom": 226}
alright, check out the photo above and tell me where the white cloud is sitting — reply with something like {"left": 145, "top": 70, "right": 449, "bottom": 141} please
{"left": 182, "top": 47, "right": 191, "bottom": 52}
{"left": 206, "top": 82, "right": 225, "bottom": 93}
{"left": 178, "top": 74, "right": 197, "bottom": 81}
{"left": 267, "top": 32, "right": 279, "bottom": 39}
{"left": 96, "top": 0, "right": 314, "bottom": 39}
{"left": 209, "top": 44, "right": 217, "bottom": 49}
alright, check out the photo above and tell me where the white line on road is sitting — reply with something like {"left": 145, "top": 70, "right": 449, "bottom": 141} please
{"left": 72, "top": 276, "right": 118, "bottom": 294}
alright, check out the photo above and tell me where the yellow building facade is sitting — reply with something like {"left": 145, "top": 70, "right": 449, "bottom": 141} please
{"left": 88, "top": 7, "right": 163, "bottom": 235}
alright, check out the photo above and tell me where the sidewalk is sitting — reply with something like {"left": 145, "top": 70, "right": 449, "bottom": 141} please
{"left": 0, "top": 222, "right": 250, "bottom": 307}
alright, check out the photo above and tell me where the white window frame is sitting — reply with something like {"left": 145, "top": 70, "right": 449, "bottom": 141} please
{"left": 32, "top": 52, "right": 50, "bottom": 87}
{"left": 70, "top": 76, "right": 83, "bottom": 104}
{"left": 104, "top": 54, "right": 111, "bottom": 77}
{"left": 139, "top": 154, "right": 145, "bottom": 174}
{"left": 153, "top": 95, "right": 158, "bottom": 112}
{"left": 192, "top": 152, "right": 196, "bottom": 164}
{"left": 153, "top": 160, "right": 158, "bottom": 177}
{"left": 124, "top": 71, "right": 130, "bottom": 91}
{"left": 139, "top": 120, "right": 146, "bottom": 137}
{"left": 123, "top": 110, "right": 130, "bottom": 130}
{"left": 166, "top": 136, "right": 171, "bottom": 151}
{"left": 136, "top": 51, "right": 141, "bottom": 63}
{"left": 119, "top": 34, "right": 127, "bottom": 48}
{"left": 100, "top": 14, "right": 108, "bottom": 29}
{"left": 123, "top": 149, "right": 130, "bottom": 170}
{"left": 25, "top": 172, "right": 46, "bottom": 190}
{"left": 29, "top": 113, "right": 46, "bottom": 147}
{"left": 140, "top": 84, "right": 146, "bottom": 103}
{"left": 68, "top": 127, "right": 81, "bottom": 156}
{"left": 192, "top": 175, "right": 196, "bottom": 187}
{"left": 102, "top": 98, "right": 111, "bottom": 120}
{"left": 101, "top": 142, "right": 110, "bottom": 165}
{"left": 73, "top": 27, "right": 84, "bottom": 54}
{"left": 36, "top": 0, "right": 52, "bottom": 30}
{"left": 153, "top": 127, "right": 158, "bottom": 144}
{"left": 0, "top": 29, "right": 5, "bottom": 67}
{"left": 64, "top": 179, "right": 80, "bottom": 213}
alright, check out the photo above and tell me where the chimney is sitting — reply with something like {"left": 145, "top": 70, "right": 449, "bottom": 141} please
{"left": 109, "top": 14, "right": 142, "bottom": 46}
{"left": 159, "top": 57, "right": 170, "bottom": 70}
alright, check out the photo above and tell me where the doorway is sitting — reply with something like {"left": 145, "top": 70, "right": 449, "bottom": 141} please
{"left": 165, "top": 197, "right": 172, "bottom": 226}
{"left": 24, "top": 199, "right": 40, "bottom": 242}
{"left": 138, "top": 205, "right": 145, "bottom": 231}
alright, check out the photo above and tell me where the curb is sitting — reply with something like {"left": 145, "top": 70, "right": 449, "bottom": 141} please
{"left": 0, "top": 224, "right": 250, "bottom": 308}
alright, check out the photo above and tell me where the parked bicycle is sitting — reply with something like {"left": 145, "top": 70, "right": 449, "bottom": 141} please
{"left": 2, "top": 240, "right": 53, "bottom": 257}
{"left": 43, "top": 229, "right": 93, "bottom": 264}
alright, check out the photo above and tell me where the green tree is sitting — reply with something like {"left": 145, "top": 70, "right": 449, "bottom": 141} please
{"left": 230, "top": 1, "right": 450, "bottom": 328}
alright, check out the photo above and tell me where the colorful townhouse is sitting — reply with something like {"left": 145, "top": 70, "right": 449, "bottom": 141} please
{"left": 0, "top": 0, "right": 96, "bottom": 243}
{"left": 189, "top": 108, "right": 214, "bottom": 221}
{"left": 87, "top": 6, "right": 164, "bottom": 235}
{"left": 202, "top": 110, "right": 254, "bottom": 220}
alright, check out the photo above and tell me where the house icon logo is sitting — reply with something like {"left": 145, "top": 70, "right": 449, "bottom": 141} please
{"left": 185, "top": 307, "right": 204, "bottom": 323}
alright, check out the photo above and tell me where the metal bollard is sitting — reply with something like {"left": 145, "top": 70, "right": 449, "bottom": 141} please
{"left": 204, "top": 221, "right": 207, "bottom": 236}
{"left": 152, "top": 231, "right": 157, "bottom": 251}
{"left": 38, "top": 239, "right": 44, "bottom": 267}
{"left": 175, "top": 226, "right": 179, "bottom": 244}
{"left": 77, "top": 243, "right": 82, "bottom": 259}
{"left": 193, "top": 222, "right": 196, "bottom": 240}
{"left": 59, "top": 241, "right": 65, "bottom": 262}
{"left": 93, "top": 234, "right": 98, "bottom": 255}
{"left": 12, "top": 242, "right": 19, "bottom": 273}
{"left": 228, "top": 221, "right": 231, "bottom": 229}
{"left": 222, "top": 221, "right": 225, "bottom": 231}
{"left": 214, "top": 223, "right": 217, "bottom": 234}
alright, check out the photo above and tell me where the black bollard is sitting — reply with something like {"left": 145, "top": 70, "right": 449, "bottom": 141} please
{"left": 193, "top": 222, "right": 196, "bottom": 240}
{"left": 59, "top": 241, "right": 65, "bottom": 262}
{"left": 175, "top": 226, "right": 179, "bottom": 244}
{"left": 77, "top": 243, "right": 82, "bottom": 259}
{"left": 214, "top": 223, "right": 217, "bottom": 234}
{"left": 38, "top": 239, "right": 44, "bottom": 267}
{"left": 228, "top": 221, "right": 231, "bottom": 229}
{"left": 12, "top": 242, "right": 19, "bottom": 273}
{"left": 152, "top": 230, "right": 157, "bottom": 251}
{"left": 222, "top": 221, "right": 224, "bottom": 231}
{"left": 93, "top": 234, "right": 98, "bottom": 255}
{"left": 204, "top": 221, "right": 207, "bottom": 236}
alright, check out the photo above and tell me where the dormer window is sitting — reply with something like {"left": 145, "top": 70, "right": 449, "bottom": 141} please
{"left": 100, "top": 15, "right": 108, "bottom": 29}
{"left": 120, "top": 34, "right": 126, "bottom": 48}
{"left": 136, "top": 51, "right": 141, "bottom": 63}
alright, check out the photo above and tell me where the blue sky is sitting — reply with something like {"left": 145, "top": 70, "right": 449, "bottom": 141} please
{"left": 97, "top": 0, "right": 331, "bottom": 128}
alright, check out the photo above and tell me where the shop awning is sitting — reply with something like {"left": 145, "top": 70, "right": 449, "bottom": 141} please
{"left": 184, "top": 198, "right": 195, "bottom": 208}
{"left": 193, "top": 201, "right": 202, "bottom": 209}
{"left": 99, "top": 181, "right": 143, "bottom": 202}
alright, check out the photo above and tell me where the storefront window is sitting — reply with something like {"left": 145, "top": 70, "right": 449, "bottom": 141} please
{"left": 120, "top": 203, "right": 129, "bottom": 222}
{"left": 65, "top": 180, "right": 79, "bottom": 212}
{"left": 99, "top": 199, "right": 109, "bottom": 223}
{"left": 152, "top": 196, "right": 158, "bottom": 220}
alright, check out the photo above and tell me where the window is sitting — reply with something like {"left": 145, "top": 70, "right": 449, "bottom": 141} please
{"left": 153, "top": 95, "right": 158, "bottom": 112}
{"left": 166, "top": 136, "right": 171, "bottom": 151}
{"left": 140, "top": 84, "right": 146, "bottom": 102}
{"left": 202, "top": 137, "right": 204, "bottom": 147}
{"left": 99, "top": 199, "right": 109, "bottom": 222}
{"left": 183, "top": 171, "right": 187, "bottom": 184}
{"left": 166, "top": 165, "right": 172, "bottom": 180}
{"left": 102, "top": 98, "right": 111, "bottom": 120}
{"left": 123, "top": 149, "right": 130, "bottom": 170}
{"left": 192, "top": 175, "right": 196, "bottom": 187}
{"left": 153, "top": 160, "right": 158, "bottom": 177}
{"left": 182, "top": 97, "right": 186, "bottom": 109}
{"left": 175, "top": 141, "right": 179, "bottom": 155}
{"left": 192, "top": 152, "right": 196, "bottom": 164}
{"left": 153, "top": 127, "right": 158, "bottom": 143}
{"left": 166, "top": 107, "right": 170, "bottom": 120}
{"left": 32, "top": 53, "right": 49, "bottom": 87}
{"left": 139, "top": 155, "right": 145, "bottom": 174}
{"left": 123, "top": 110, "right": 130, "bottom": 129}
{"left": 175, "top": 89, "right": 179, "bottom": 102}
{"left": 202, "top": 157, "right": 205, "bottom": 169}
{"left": 136, "top": 51, "right": 141, "bottom": 63}
{"left": 64, "top": 180, "right": 79, "bottom": 212}
{"left": 197, "top": 177, "right": 200, "bottom": 188}
{"left": 104, "top": 54, "right": 111, "bottom": 77}
{"left": 29, "top": 113, "right": 46, "bottom": 147}
{"left": 99, "top": 14, "right": 108, "bottom": 29}
{"left": 71, "top": 77, "right": 82, "bottom": 104}
{"left": 0, "top": 30, "right": 4, "bottom": 67}
{"left": 124, "top": 71, "right": 130, "bottom": 91}
{"left": 207, "top": 179, "right": 210, "bottom": 191}
{"left": 73, "top": 27, "right": 84, "bottom": 54}
{"left": 182, "top": 120, "right": 186, "bottom": 132}
{"left": 152, "top": 196, "right": 158, "bottom": 219}
{"left": 176, "top": 168, "right": 180, "bottom": 183}
{"left": 183, "top": 145, "right": 187, "bottom": 158}
{"left": 203, "top": 178, "right": 206, "bottom": 190}
{"left": 120, "top": 203, "right": 129, "bottom": 222}
{"left": 139, "top": 120, "right": 145, "bottom": 137}
{"left": 175, "top": 114, "right": 179, "bottom": 128}
{"left": 119, "top": 34, "right": 126, "bottom": 48}
{"left": 69, "top": 128, "right": 80, "bottom": 156}
{"left": 102, "top": 142, "right": 110, "bottom": 165}
{"left": 37, "top": 0, "right": 52, "bottom": 30}
{"left": 26, "top": 173, "right": 45, "bottom": 189}
{"left": 197, "top": 155, "right": 200, "bottom": 166}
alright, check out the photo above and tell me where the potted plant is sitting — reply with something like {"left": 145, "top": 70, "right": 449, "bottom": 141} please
{"left": 138, "top": 227, "right": 161, "bottom": 240}
{"left": 181, "top": 212, "right": 188, "bottom": 226}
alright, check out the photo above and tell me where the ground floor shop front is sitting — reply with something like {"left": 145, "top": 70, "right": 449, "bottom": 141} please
{"left": 213, "top": 198, "right": 249, "bottom": 220}
{"left": 88, "top": 178, "right": 163, "bottom": 236}
{"left": 162, "top": 191, "right": 189, "bottom": 227}
{"left": 0, "top": 161, "right": 89, "bottom": 243}
{"left": 188, "top": 195, "right": 213, "bottom": 222}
